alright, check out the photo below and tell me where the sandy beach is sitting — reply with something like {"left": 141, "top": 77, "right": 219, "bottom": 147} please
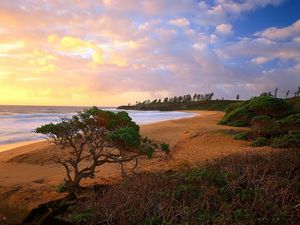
{"left": 0, "top": 111, "right": 272, "bottom": 224}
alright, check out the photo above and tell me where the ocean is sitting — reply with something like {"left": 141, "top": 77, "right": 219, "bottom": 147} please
{"left": 0, "top": 105, "right": 197, "bottom": 148}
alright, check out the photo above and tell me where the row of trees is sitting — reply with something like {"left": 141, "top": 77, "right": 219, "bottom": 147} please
{"left": 134, "top": 92, "right": 215, "bottom": 105}
{"left": 260, "top": 87, "right": 300, "bottom": 99}
{"left": 128, "top": 86, "right": 300, "bottom": 106}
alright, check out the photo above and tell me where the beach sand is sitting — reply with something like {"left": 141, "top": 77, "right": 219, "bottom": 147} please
{"left": 0, "top": 111, "right": 272, "bottom": 224}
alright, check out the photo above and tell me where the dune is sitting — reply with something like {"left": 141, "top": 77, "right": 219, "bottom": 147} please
{"left": 0, "top": 111, "right": 272, "bottom": 224}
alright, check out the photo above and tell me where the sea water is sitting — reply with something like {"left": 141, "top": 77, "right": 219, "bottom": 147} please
{"left": 0, "top": 105, "right": 197, "bottom": 147}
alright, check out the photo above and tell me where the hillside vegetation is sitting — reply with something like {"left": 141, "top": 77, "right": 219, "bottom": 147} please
{"left": 57, "top": 149, "right": 300, "bottom": 225}
{"left": 220, "top": 96, "right": 300, "bottom": 148}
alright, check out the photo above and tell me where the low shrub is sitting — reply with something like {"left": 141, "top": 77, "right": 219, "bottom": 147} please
{"left": 277, "top": 113, "right": 300, "bottom": 133}
{"left": 252, "top": 137, "right": 269, "bottom": 147}
{"left": 233, "top": 132, "right": 248, "bottom": 140}
{"left": 72, "top": 209, "right": 93, "bottom": 223}
{"left": 160, "top": 143, "right": 170, "bottom": 153}
{"left": 221, "top": 106, "right": 254, "bottom": 127}
{"left": 272, "top": 133, "right": 300, "bottom": 148}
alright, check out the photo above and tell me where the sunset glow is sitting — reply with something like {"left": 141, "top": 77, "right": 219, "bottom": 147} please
{"left": 0, "top": 0, "right": 300, "bottom": 106}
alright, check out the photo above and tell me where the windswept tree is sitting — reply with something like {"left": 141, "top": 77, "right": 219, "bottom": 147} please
{"left": 274, "top": 87, "right": 278, "bottom": 98}
{"left": 36, "top": 107, "right": 162, "bottom": 192}
{"left": 286, "top": 90, "right": 290, "bottom": 99}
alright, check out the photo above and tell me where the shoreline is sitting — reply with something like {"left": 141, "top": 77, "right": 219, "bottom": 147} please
{"left": 0, "top": 110, "right": 199, "bottom": 154}
{"left": 0, "top": 140, "right": 43, "bottom": 153}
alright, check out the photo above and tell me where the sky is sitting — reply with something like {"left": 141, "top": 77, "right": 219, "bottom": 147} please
{"left": 0, "top": 0, "right": 300, "bottom": 106}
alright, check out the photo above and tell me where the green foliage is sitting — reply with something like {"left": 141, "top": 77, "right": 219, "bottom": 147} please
{"left": 225, "top": 101, "right": 248, "bottom": 114}
{"left": 36, "top": 106, "right": 141, "bottom": 151}
{"left": 248, "top": 96, "right": 291, "bottom": 118}
{"left": 108, "top": 126, "right": 141, "bottom": 149}
{"left": 146, "top": 146, "right": 155, "bottom": 159}
{"left": 220, "top": 105, "right": 254, "bottom": 127}
{"left": 272, "top": 133, "right": 300, "bottom": 148}
{"left": 160, "top": 143, "right": 170, "bottom": 153}
{"left": 287, "top": 97, "right": 300, "bottom": 112}
{"left": 56, "top": 183, "right": 66, "bottom": 193}
{"left": 220, "top": 96, "right": 292, "bottom": 128}
{"left": 252, "top": 137, "right": 269, "bottom": 147}
{"left": 72, "top": 209, "right": 93, "bottom": 223}
{"left": 220, "top": 97, "right": 300, "bottom": 147}
{"left": 233, "top": 132, "right": 248, "bottom": 140}
{"left": 277, "top": 113, "right": 300, "bottom": 133}
{"left": 251, "top": 115, "right": 273, "bottom": 127}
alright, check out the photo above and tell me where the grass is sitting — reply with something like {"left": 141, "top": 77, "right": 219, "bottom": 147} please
{"left": 68, "top": 149, "right": 300, "bottom": 225}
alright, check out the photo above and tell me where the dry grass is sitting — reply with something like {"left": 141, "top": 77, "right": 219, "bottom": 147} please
{"left": 68, "top": 149, "right": 300, "bottom": 225}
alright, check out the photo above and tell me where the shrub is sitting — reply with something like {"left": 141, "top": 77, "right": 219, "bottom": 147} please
{"left": 250, "top": 115, "right": 273, "bottom": 128}
{"left": 287, "top": 97, "right": 300, "bottom": 112}
{"left": 233, "top": 132, "right": 248, "bottom": 140}
{"left": 272, "top": 133, "right": 300, "bottom": 148}
{"left": 225, "top": 101, "right": 248, "bottom": 114}
{"left": 72, "top": 209, "right": 93, "bottom": 223}
{"left": 248, "top": 96, "right": 291, "bottom": 118}
{"left": 277, "top": 113, "right": 300, "bottom": 133}
{"left": 160, "top": 143, "right": 170, "bottom": 153}
{"left": 252, "top": 137, "right": 269, "bottom": 147}
{"left": 220, "top": 106, "right": 254, "bottom": 127}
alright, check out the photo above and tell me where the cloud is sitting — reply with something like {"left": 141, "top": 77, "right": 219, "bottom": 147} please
{"left": 215, "top": 23, "right": 233, "bottom": 35}
{"left": 251, "top": 56, "right": 271, "bottom": 64}
{"left": 169, "top": 18, "right": 190, "bottom": 28}
{"left": 0, "top": 41, "right": 25, "bottom": 53}
{"left": 0, "top": 0, "right": 299, "bottom": 106}
{"left": 256, "top": 19, "right": 300, "bottom": 41}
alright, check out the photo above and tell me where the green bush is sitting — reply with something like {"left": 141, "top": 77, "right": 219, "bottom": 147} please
{"left": 252, "top": 137, "right": 269, "bottom": 147}
{"left": 160, "top": 143, "right": 170, "bottom": 153}
{"left": 220, "top": 106, "right": 254, "bottom": 127}
{"left": 272, "top": 133, "right": 300, "bottom": 148}
{"left": 108, "top": 126, "right": 141, "bottom": 149}
{"left": 225, "top": 101, "right": 248, "bottom": 114}
{"left": 248, "top": 96, "right": 291, "bottom": 118}
{"left": 277, "top": 113, "right": 300, "bottom": 133}
{"left": 72, "top": 209, "right": 93, "bottom": 223}
{"left": 250, "top": 115, "right": 273, "bottom": 128}
{"left": 287, "top": 97, "right": 300, "bottom": 112}
{"left": 233, "top": 132, "right": 248, "bottom": 140}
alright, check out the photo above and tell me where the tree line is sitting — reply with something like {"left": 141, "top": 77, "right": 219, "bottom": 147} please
{"left": 260, "top": 87, "right": 300, "bottom": 99}
{"left": 133, "top": 92, "right": 215, "bottom": 106}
